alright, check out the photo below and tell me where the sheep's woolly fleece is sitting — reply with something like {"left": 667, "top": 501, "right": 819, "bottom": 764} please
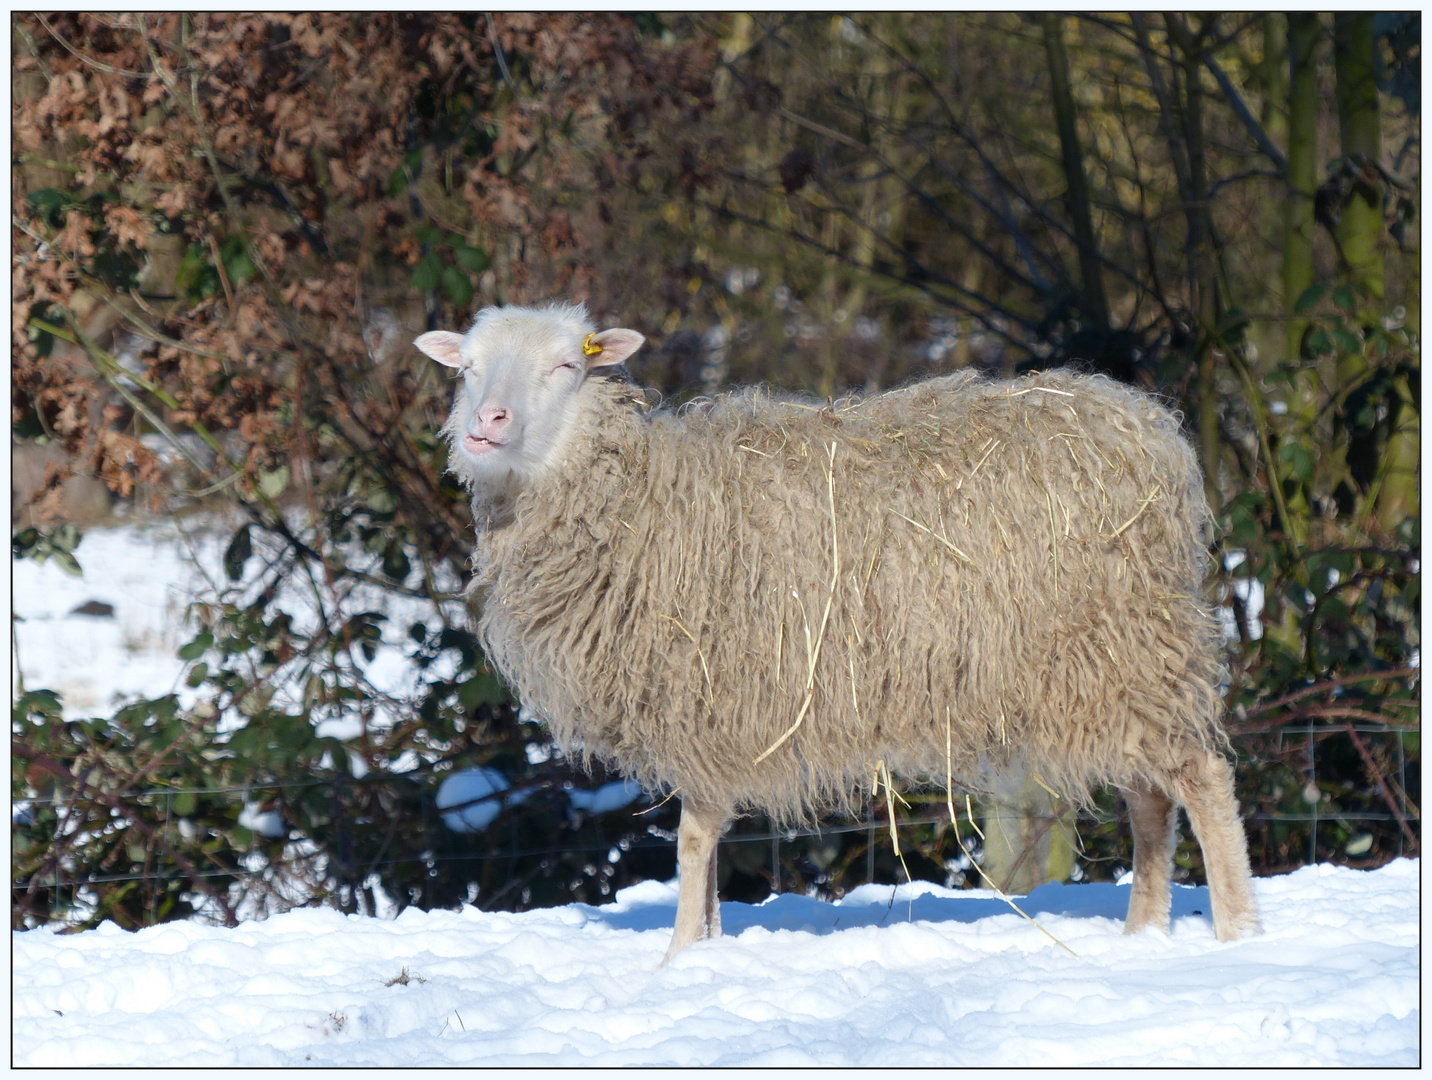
{"left": 474, "top": 366, "right": 1225, "bottom": 823}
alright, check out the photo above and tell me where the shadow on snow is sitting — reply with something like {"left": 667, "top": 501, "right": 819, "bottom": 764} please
{"left": 576, "top": 878, "right": 1212, "bottom": 937}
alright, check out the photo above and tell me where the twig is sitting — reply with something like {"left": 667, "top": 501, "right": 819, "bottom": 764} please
{"left": 206, "top": 233, "right": 235, "bottom": 314}
{"left": 1044, "top": 487, "right": 1059, "bottom": 600}
{"left": 1342, "top": 723, "right": 1419, "bottom": 849}
{"left": 1107, "top": 485, "right": 1164, "bottom": 538}
{"left": 34, "top": 13, "right": 153, "bottom": 78}
{"left": 1230, "top": 704, "right": 1421, "bottom": 737}
{"left": 485, "top": 13, "right": 515, "bottom": 88}
{"left": 12, "top": 743, "right": 239, "bottom": 926}
{"left": 873, "top": 759, "right": 914, "bottom": 921}
{"left": 1008, "top": 385, "right": 1075, "bottom": 398}
{"left": 1239, "top": 667, "right": 1421, "bottom": 721}
{"left": 890, "top": 510, "right": 975, "bottom": 565}
{"left": 634, "top": 787, "right": 682, "bottom": 816}
{"left": 659, "top": 615, "right": 715, "bottom": 714}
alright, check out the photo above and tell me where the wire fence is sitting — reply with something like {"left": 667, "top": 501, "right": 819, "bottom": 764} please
{"left": 14, "top": 721, "right": 1418, "bottom": 904}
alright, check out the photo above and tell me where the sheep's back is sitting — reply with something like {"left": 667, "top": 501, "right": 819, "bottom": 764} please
{"left": 477, "top": 371, "right": 1225, "bottom": 823}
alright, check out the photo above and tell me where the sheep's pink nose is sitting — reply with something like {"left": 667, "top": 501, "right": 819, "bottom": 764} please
{"left": 463, "top": 406, "right": 512, "bottom": 454}
{"left": 478, "top": 406, "right": 511, "bottom": 437}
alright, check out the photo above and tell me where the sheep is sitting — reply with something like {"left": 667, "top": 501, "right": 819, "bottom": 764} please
{"left": 415, "top": 302, "right": 1262, "bottom": 963}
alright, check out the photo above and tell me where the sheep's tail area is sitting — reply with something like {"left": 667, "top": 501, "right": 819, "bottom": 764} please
{"left": 475, "top": 369, "right": 1230, "bottom": 826}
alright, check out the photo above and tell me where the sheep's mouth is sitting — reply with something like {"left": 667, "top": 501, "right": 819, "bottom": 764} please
{"left": 462, "top": 433, "right": 509, "bottom": 455}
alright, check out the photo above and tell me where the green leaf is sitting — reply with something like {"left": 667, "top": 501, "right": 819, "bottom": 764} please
{"left": 186, "top": 662, "right": 209, "bottom": 687}
{"left": 26, "top": 187, "right": 72, "bottom": 226}
{"left": 365, "top": 488, "right": 397, "bottom": 515}
{"left": 441, "top": 265, "right": 473, "bottom": 308}
{"left": 1277, "top": 440, "right": 1315, "bottom": 486}
{"left": 1217, "top": 307, "right": 1250, "bottom": 346}
{"left": 178, "top": 633, "right": 214, "bottom": 661}
{"left": 219, "top": 236, "right": 257, "bottom": 285}
{"left": 416, "top": 224, "right": 444, "bottom": 247}
{"left": 1331, "top": 327, "right": 1362, "bottom": 355}
{"left": 1331, "top": 284, "right": 1355, "bottom": 311}
{"left": 13, "top": 525, "right": 84, "bottom": 574}
{"left": 411, "top": 252, "right": 443, "bottom": 292}
{"left": 14, "top": 688, "right": 63, "bottom": 724}
{"left": 175, "top": 244, "right": 220, "bottom": 301}
{"left": 258, "top": 466, "right": 290, "bottom": 500}
{"left": 1304, "top": 327, "right": 1333, "bottom": 357}
{"left": 51, "top": 550, "right": 82, "bottom": 577}
{"left": 26, "top": 187, "right": 70, "bottom": 212}
{"left": 386, "top": 165, "right": 408, "bottom": 198}
{"left": 1318, "top": 597, "right": 1349, "bottom": 624}
{"left": 12, "top": 527, "right": 39, "bottom": 557}
{"left": 382, "top": 543, "right": 411, "bottom": 582}
{"left": 1293, "top": 284, "right": 1325, "bottom": 314}
{"left": 453, "top": 245, "right": 489, "bottom": 273}
{"left": 173, "top": 789, "right": 197, "bottom": 816}
{"left": 458, "top": 670, "right": 507, "bottom": 711}
{"left": 223, "top": 524, "right": 253, "bottom": 581}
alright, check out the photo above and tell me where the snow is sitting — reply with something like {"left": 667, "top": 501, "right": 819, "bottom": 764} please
{"left": 436, "top": 767, "right": 511, "bottom": 832}
{"left": 568, "top": 778, "right": 644, "bottom": 816}
{"left": 11, "top": 522, "right": 217, "bottom": 714}
{"left": 12, "top": 860, "right": 1419, "bottom": 1067}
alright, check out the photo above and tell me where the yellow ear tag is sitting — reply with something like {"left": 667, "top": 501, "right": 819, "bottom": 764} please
{"left": 582, "top": 333, "right": 604, "bottom": 357}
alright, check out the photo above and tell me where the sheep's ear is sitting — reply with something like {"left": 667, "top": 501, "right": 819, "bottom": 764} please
{"left": 583, "top": 328, "right": 645, "bottom": 369}
{"left": 413, "top": 331, "right": 466, "bottom": 368}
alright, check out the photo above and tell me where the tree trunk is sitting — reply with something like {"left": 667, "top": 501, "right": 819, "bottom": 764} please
{"left": 1330, "top": 13, "right": 1414, "bottom": 536}
{"left": 1165, "top": 14, "right": 1224, "bottom": 518}
{"left": 1041, "top": 13, "right": 1109, "bottom": 331}
{"left": 1375, "top": 373, "right": 1419, "bottom": 534}
{"left": 981, "top": 765, "right": 1076, "bottom": 896}
{"left": 1278, "top": 13, "right": 1323, "bottom": 531}
{"left": 1283, "top": 13, "right": 1320, "bottom": 361}
{"left": 1332, "top": 14, "right": 1384, "bottom": 300}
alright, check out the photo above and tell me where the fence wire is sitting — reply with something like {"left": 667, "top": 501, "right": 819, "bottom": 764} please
{"left": 14, "top": 721, "right": 1418, "bottom": 902}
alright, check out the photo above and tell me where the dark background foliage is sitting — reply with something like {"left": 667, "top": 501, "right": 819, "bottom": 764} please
{"left": 11, "top": 13, "right": 1418, "bottom": 930}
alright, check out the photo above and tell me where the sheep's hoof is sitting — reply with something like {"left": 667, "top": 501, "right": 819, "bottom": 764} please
{"left": 1122, "top": 918, "right": 1169, "bottom": 936}
{"left": 1213, "top": 911, "right": 1263, "bottom": 942}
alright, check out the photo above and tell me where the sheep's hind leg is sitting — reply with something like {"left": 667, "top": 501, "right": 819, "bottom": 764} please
{"left": 1121, "top": 780, "right": 1176, "bottom": 935}
{"left": 661, "top": 798, "right": 727, "bottom": 965}
{"left": 1173, "top": 750, "right": 1262, "bottom": 941}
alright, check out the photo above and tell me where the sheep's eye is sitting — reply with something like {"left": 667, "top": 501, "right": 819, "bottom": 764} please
{"left": 553, "top": 361, "right": 579, "bottom": 374}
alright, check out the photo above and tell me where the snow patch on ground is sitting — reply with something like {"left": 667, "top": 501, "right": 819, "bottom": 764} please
{"left": 12, "top": 860, "right": 1419, "bottom": 1067}
{"left": 11, "top": 522, "right": 218, "bottom": 714}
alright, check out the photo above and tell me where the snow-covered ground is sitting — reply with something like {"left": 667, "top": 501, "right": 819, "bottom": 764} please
{"left": 12, "top": 860, "right": 1419, "bottom": 1067}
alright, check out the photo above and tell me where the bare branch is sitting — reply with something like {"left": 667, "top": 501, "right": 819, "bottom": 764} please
{"left": 1202, "top": 51, "right": 1288, "bottom": 175}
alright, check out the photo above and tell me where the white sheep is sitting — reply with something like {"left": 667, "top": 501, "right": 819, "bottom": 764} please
{"left": 415, "top": 302, "right": 1262, "bottom": 963}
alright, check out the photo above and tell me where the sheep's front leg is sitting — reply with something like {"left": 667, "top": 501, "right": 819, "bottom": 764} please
{"left": 1121, "top": 780, "right": 1176, "bottom": 935}
{"left": 661, "top": 798, "right": 727, "bottom": 965}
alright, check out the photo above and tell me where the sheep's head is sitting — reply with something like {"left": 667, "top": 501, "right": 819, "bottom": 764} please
{"left": 414, "top": 303, "right": 645, "bottom": 502}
